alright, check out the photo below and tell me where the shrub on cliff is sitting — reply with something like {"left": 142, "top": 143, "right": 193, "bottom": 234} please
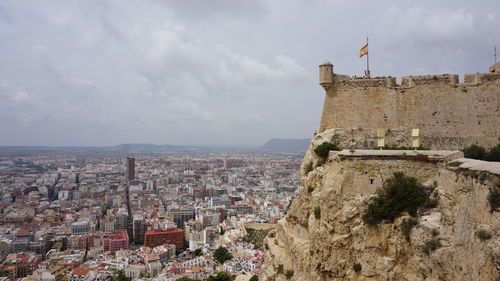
{"left": 303, "top": 161, "right": 313, "bottom": 175}
{"left": 401, "top": 218, "right": 418, "bottom": 240}
{"left": 314, "top": 206, "right": 321, "bottom": 219}
{"left": 314, "top": 142, "right": 341, "bottom": 158}
{"left": 485, "top": 144, "right": 500, "bottom": 161}
{"left": 363, "top": 172, "right": 427, "bottom": 225}
{"left": 422, "top": 238, "right": 441, "bottom": 255}
{"left": 488, "top": 186, "right": 500, "bottom": 212}
{"left": 463, "top": 144, "right": 500, "bottom": 161}
{"left": 476, "top": 229, "right": 492, "bottom": 240}
{"left": 243, "top": 227, "right": 272, "bottom": 250}
{"left": 463, "top": 144, "right": 486, "bottom": 159}
{"left": 353, "top": 263, "right": 362, "bottom": 273}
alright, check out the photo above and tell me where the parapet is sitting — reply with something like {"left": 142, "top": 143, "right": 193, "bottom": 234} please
{"left": 401, "top": 74, "right": 458, "bottom": 87}
{"left": 335, "top": 77, "right": 396, "bottom": 88}
{"left": 464, "top": 73, "right": 500, "bottom": 84}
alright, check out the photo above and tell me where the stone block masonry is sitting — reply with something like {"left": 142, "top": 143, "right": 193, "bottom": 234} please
{"left": 318, "top": 61, "right": 500, "bottom": 150}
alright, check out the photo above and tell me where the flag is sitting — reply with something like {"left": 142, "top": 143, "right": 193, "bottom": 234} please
{"left": 359, "top": 44, "right": 368, "bottom": 57}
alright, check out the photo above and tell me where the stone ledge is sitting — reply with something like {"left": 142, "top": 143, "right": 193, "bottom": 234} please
{"left": 330, "top": 150, "right": 463, "bottom": 161}
{"left": 450, "top": 158, "right": 500, "bottom": 175}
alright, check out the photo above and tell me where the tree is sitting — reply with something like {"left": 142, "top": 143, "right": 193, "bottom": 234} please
{"left": 363, "top": 172, "right": 427, "bottom": 225}
{"left": 250, "top": 275, "right": 259, "bottom": 281}
{"left": 194, "top": 248, "right": 203, "bottom": 256}
{"left": 176, "top": 248, "right": 183, "bottom": 256}
{"left": 207, "top": 272, "right": 232, "bottom": 281}
{"left": 114, "top": 271, "right": 132, "bottom": 281}
{"left": 213, "top": 247, "right": 233, "bottom": 264}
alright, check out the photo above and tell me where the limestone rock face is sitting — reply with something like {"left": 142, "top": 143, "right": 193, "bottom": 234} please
{"left": 260, "top": 129, "right": 499, "bottom": 281}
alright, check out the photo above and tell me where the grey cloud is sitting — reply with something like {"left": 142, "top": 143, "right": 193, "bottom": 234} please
{"left": 0, "top": 0, "right": 498, "bottom": 146}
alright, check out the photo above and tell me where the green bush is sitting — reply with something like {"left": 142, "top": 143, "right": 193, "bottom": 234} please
{"left": 243, "top": 227, "right": 272, "bottom": 250}
{"left": 213, "top": 247, "right": 233, "bottom": 264}
{"left": 401, "top": 218, "right": 418, "bottom": 240}
{"left": 194, "top": 248, "right": 203, "bottom": 256}
{"left": 488, "top": 187, "right": 500, "bottom": 212}
{"left": 363, "top": 172, "right": 427, "bottom": 225}
{"left": 176, "top": 278, "right": 200, "bottom": 281}
{"left": 314, "top": 206, "right": 321, "bottom": 219}
{"left": 315, "top": 158, "right": 325, "bottom": 168}
{"left": 207, "top": 272, "right": 232, "bottom": 281}
{"left": 422, "top": 238, "right": 441, "bottom": 255}
{"left": 249, "top": 275, "right": 259, "bottom": 281}
{"left": 285, "top": 270, "right": 294, "bottom": 279}
{"left": 493, "top": 178, "right": 500, "bottom": 188}
{"left": 314, "top": 142, "right": 340, "bottom": 158}
{"left": 463, "top": 144, "right": 486, "bottom": 159}
{"left": 447, "top": 161, "right": 461, "bottom": 167}
{"left": 304, "top": 161, "right": 313, "bottom": 175}
{"left": 485, "top": 144, "right": 500, "bottom": 161}
{"left": 353, "top": 263, "right": 362, "bottom": 273}
{"left": 476, "top": 229, "right": 492, "bottom": 240}
{"left": 462, "top": 144, "right": 500, "bottom": 161}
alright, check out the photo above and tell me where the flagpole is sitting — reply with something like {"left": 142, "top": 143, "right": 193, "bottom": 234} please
{"left": 366, "top": 36, "right": 370, "bottom": 77}
{"left": 495, "top": 46, "right": 497, "bottom": 64}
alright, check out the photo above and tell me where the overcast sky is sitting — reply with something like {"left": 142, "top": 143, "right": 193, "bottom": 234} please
{"left": 0, "top": 0, "right": 498, "bottom": 146}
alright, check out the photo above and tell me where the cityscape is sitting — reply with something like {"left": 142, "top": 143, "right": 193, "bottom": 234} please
{"left": 0, "top": 149, "right": 302, "bottom": 280}
{"left": 0, "top": 1, "right": 498, "bottom": 281}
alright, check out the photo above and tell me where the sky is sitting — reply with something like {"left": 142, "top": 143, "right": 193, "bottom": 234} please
{"left": 0, "top": 0, "right": 498, "bottom": 146}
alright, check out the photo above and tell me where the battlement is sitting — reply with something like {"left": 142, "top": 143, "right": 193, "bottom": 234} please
{"left": 335, "top": 76, "right": 396, "bottom": 88}
{"left": 401, "top": 74, "right": 459, "bottom": 87}
{"left": 464, "top": 73, "right": 500, "bottom": 84}
{"left": 319, "top": 61, "right": 500, "bottom": 90}
{"left": 317, "top": 59, "right": 500, "bottom": 150}
{"left": 324, "top": 73, "right": 500, "bottom": 89}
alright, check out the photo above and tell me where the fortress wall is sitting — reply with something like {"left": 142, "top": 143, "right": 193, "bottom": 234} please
{"left": 401, "top": 74, "right": 458, "bottom": 87}
{"left": 319, "top": 75, "right": 500, "bottom": 149}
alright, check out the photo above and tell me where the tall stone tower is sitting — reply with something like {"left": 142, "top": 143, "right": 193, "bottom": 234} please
{"left": 319, "top": 60, "right": 334, "bottom": 90}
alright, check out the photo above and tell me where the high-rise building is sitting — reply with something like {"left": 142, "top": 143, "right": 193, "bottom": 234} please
{"left": 127, "top": 157, "right": 135, "bottom": 181}
{"left": 133, "top": 215, "right": 145, "bottom": 245}
{"left": 169, "top": 209, "right": 195, "bottom": 229}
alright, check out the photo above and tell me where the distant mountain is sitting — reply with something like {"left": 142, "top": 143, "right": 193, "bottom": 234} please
{"left": 111, "top": 143, "right": 212, "bottom": 152}
{"left": 0, "top": 139, "right": 311, "bottom": 154}
{"left": 0, "top": 143, "right": 217, "bottom": 153}
{"left": 260, "top": 138, "right": 310, "bottom": 152}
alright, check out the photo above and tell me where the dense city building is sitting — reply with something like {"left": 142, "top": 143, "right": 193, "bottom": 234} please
{"left": 0, "top": 151, "right": 300, "bottom": 280}
{"left": 144, "top": 228, "right": 185, "bottom": 249}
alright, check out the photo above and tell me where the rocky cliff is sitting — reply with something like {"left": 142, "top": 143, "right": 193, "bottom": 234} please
{"left": 260, "top": 129, "right": 499, "bottom": 281}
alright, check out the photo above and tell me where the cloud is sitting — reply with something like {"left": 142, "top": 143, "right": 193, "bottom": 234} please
{"left": 0, "top": 0, "right": 498, "bottom": 146}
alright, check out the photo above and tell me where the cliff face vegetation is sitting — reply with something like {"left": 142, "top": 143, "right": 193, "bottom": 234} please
{"left": 260, "top": 129, "right": 499, "bottom": 281}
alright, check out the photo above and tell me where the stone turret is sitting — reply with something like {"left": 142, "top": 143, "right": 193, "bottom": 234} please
{"left": 489, "top": 61, "right": 500, "bottom": 73}
{"left": 319, "top": 60, "right": 334, "bottom": 90}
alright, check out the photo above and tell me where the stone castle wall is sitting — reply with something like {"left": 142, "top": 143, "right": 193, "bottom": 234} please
{"left": 319, "top": 71, "right": 500, "bottom": 150}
